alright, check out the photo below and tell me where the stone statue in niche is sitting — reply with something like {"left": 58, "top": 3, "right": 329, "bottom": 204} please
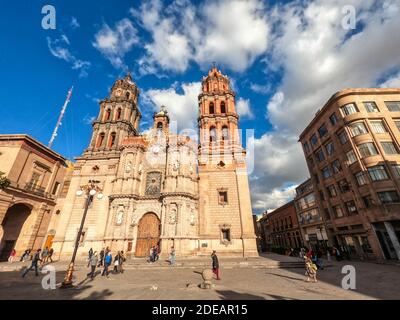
{"left": 190, "top": 210, "right": 196, "bottom": 226}
{"left": 116, "top": 209, "right": 124, "bottom": 225}
{"left": 189, "top": 162, "right": 194, "bottom": 174}
{"left": 130, "top": 213, "right": 138, "bottom": 226}
{"left": 173, "top": 158, "right": 180, "bottom": 172}
{"left": 145, "top": 172, "right": 162, "bottom": 196}
{"left": 169, "top": 208, "right": 177, "bottom": 224}
{"left": 125, "top": 161, "right": 132, "bottom": 173}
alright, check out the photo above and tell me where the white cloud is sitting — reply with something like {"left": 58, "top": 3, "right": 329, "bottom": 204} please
{"left": 143, "top": 82, "right": 201, "bottom": 131}
{"left": 133, "top": 0, "right": 269, "bottom": 74}
{"left": 70, "top": 17, "right": 80, "bottom": 29}
{"left": 380, "top": 72, "right": 400, "bottom": 88}
{"left": 83, "top": 114, "right": 97, "bottom": 125}
{"left": 93, "top": 18, "right": 139, "bottom": 70}
{"left": 47, "top": 36, "right": 90, "bottom": 78}
{"left": 236, "top": 98, "right": 254, "bottom": 119}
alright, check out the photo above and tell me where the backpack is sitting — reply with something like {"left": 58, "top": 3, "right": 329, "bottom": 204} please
{"left": 105, "top": 254, "right": 112, "bottom": 265}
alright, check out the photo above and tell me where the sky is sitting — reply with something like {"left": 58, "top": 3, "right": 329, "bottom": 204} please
{"left": 1, "top": 0, "right": 400, "bottom": 214}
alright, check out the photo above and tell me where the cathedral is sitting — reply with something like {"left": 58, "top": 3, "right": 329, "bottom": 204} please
{"left": 52, "top": 67, "right": 257, "bottom": 258}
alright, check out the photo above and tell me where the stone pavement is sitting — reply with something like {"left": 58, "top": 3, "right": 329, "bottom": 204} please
{"left": 0, "top": 253, "right": 399, "bottom": 300}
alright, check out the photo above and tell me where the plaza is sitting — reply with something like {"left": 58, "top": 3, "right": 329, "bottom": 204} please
{"left": 0, "top": 253, "right": 398, "bottom": 300}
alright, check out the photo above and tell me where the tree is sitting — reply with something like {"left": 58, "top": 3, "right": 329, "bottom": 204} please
{"left": 0, "top": 171, "right": 10, "bottom": 190}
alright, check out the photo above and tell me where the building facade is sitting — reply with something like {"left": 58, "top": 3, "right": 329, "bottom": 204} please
{"left": 51, "top": 68, "right": 257, "bottom": 259}
{"left": 265, "top": 201, "right": 303, "bottom": 249}
{"left": 294, "top": 179, "right": 329, "bottom": 250}
{"left": 299, "top": 88, "right": 400, "bottom": 260}
{"left": 0, "top": 135, "right": 67, "bottom": 260}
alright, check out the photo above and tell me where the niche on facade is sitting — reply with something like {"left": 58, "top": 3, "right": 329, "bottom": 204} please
{"left": 168, "top": 204, "right": 178, "bottom": 224}
{"left": 115, "top": 206, "right": 124, "bottom": 226}
{"left": 219, "top": 223, "right": 232, "bottom": 245}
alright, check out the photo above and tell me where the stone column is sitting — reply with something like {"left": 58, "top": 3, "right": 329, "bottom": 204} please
{"left": 384, "top": 221, "right": 400, "bottom": 260}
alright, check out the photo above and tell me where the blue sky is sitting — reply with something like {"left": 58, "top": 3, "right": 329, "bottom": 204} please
{"left": 1, "top": 0, "right": 400, "bottom": 213}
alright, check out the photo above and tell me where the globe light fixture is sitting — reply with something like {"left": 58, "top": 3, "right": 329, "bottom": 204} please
{"left": 89, "top": 189, "right": 97, "bottom": 196}
{"left": 76, "top": 189, "right": 83, "bottom": 196}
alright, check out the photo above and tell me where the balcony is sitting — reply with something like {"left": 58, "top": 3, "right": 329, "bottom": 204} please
{"left": 24, "top": 183, "right": 54, "bottom": 200}
{"left": 299, "top": 215, "right": 323, "bottom": 225}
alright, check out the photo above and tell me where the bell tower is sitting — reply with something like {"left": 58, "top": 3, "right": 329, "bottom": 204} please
{"left": 85, "top": 73, "right": 141, "bottom": 156}
{"left": 197, "top": 66, "right": 258, "bottom": 257}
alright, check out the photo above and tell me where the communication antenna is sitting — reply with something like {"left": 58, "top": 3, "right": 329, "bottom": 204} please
{"left": 48, "top": 86, "right": 73, "bottom": 149}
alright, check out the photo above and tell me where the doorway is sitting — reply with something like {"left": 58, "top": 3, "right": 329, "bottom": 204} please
{"left": 135, "top": 213, "right": 160, "bottom": 257}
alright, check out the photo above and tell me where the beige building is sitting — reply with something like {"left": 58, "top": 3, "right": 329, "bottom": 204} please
{"left": 294, "top": 179, "right": 329, "bottom": 250}
{"left": 0, "top": 135, "right": 67, "bottom": 260}
{"left": 52, "top": 68, "right": 257, "bottom": 259}
{"left": 299, "top": 88, "right": 400, "bottom": 260}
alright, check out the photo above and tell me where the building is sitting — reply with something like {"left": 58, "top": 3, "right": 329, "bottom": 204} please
{"left": 299, "top": 88, "right": 400, "bottom": 260}
{"left": 258, "top": 211, "right": 273, "bottom": 252}
{"left": 0, "top": 134, "right": 68, "bottom": 260}
{"left": 265, "top": 201, "right": 303, "bottom": 249}
{"left": 294, "top": 178, "right": 329, "bottom": 250}
{"left": 52, "top": 68, "right": 257, "bottom": 259}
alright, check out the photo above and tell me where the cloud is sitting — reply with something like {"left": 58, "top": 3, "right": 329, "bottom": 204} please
{"left": 93, "top": 18, "right": 139, "bottom": 70}
{"left": 236, "top": 98, "right": 254, "bottom": 119}
{"left": 70, "top": 17, "right": 80, "bottom": 29}
{"left": 47, "top": 35, "right": 90, "bottom": 78}
{"left": 249, "top": 82, "right": 271, "bottom": 94}
{"left": 380, "top": 72, "right": 400, "bottom": 88}
{"left": 143, "top": 82, "right": 201, "bottom": 131}
{"left": 133, "top": 0, "right": 270, "bottom": 74}
{"left": 83, "top": 114, "right": 97, "bottom": 125}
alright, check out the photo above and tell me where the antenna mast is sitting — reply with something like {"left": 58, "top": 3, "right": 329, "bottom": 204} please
{"left": 48, "top": 86, "right": 73, "bottom": 149}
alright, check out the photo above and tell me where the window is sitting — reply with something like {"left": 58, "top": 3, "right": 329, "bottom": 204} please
{"left": 28, "top": 172, "right": 41, "bottom": 189}
{"left": 322, "top": 166, "right": 331, "bottom": 179}
{"left": 315, "top": 149, "right": 325, "bottom": 162}
{"left": 327, "top": 185, "right": 337, "bottom": 197}
{"left": 333, "top": 205, "right": 344, "bottom": 218}
{"left": 109, "top": 132, "right": 116, "bottom": 148}
{"left": 355, "top": 172, "right": 368, "bottom": 186}
{"left": 364, "top": 101, "right": 379, "bottom": 112}
{"left": 52, "top": 182, "right": 60, "bottom": 195}
{"left": 318, "top": 124, "right": 328, "bottom": 138}
{"left": 358, "top": 142, "right": 378, "bottom": 157}
{"left": 381, "top": 141, "right": 399, "bottom": 155}
{"left": 346, "top": 150, "right": 357, "bottom": 165}
{"left": 338, "top": 179, "right": 350, "bottom": 193}
{"left": 222, "top": 126, "right": 229, "bottom": 141}
{"left": 331, "top": 159, "right": 342, "bottom": 173}
{"left": 349, "top": 122, "right": 368, "bottom": 137}
{"left": 395, "top": 120, "right": 400, "bottom": 131}
{"left": 329, "top": 113, "right": 338, "bottom": 125}
{"left": 310, "top": 134, "right": 318, "bottom": 146}
{"left": 303, "top": 142, "right": 310, "bottom": 153}
{"left": 345, "top": 200, "right": 358, "bottom": 215}
{"left": 337, "top": 131, "right": 348, "bottom": 144}
{"left": 116, "top": 108, "right": 122, "bottom": 120}
{"left": 392, "top": 164, "right": 400, "bottom": 178}
{"left": 105, "top": 109, "right": 111, "bottom": 121}
{"left": 378, "top": 191, "right": 400, "bottom": 204}
{"left": 218, "top": 191, "right": 228, "bottom": 204}
{"left": 368, "top": 165, "right": 388, "bottom": 181}
{"left": 97, "top": 133, "right": 105, "bottom": 148}
{"left": 325, "top": 141, "right": 335, "bottom": 156}
{"left": 370, "top": 120, "right": 387, "bottom": 133}
{"left": 363, "top": 195, "right": 374, "bottom": 208}
{"left": 222, "top": 228, "right": 231, "bottom": 242}
{"left": 210, "top": 127, "right": 217, "bottom": 142}
{"left": 220, "top": 101, "right": 226, "bottom": 113}
{"left": 209, "top": 102, "right": 215, "bottom": 114}
{"left": 385, "top": 101, "right": 400, "bottom": 112}
{"left": 341, "top": 103, "right": 358, "bottom": 116}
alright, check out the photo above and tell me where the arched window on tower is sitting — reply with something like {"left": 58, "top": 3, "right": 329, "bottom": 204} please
{"left": 157, "top": 122, "right": 163, "bottom": 136}
{"left": 116, "top": 108, "right": 122, "bottom": 120}
{"left": 126, "top": 92, "right": 130, "bottom": 99}
{"left": 209, "top": 102, "right": 215, "bottom": 114}
{"left": 222, "top": 126, "right": 229, "bottom": 141}
{"left": 109, "top": 132, "right": 117, "bottom": 148}
{"left": 220, "top": 101, "right": 226, "bottom": 114}
{"left": 97, "top": 133, "right": 105, "bottom": 148}
{"left": 105, "top": 109, "right": 111, "bottom": 121}
{"left": 210, "top": 126, "right": 217, "bottom": 143}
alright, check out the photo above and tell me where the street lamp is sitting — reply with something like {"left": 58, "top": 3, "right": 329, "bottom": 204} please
{"left": 60, "top": 180, "right": 103, "bottom": 288}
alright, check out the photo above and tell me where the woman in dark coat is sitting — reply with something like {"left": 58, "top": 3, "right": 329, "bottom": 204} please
{"left": 211, "top": 250, "right": 221, "bottom": 280}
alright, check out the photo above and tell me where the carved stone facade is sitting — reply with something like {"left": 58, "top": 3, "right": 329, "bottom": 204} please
{"left": 51, "top": 69, "right": 257, "bottom": 259}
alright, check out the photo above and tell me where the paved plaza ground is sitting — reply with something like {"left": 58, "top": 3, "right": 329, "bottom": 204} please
{"left": 0, "top": 253, "right": 399, "bottom": 300}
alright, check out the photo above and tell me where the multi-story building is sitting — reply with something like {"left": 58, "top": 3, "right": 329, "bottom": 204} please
{"left": 294, "top": 179, "right": 329, "bottom": 250}
{"left": 258, "top": 211, "right": 273, "bottom": 251}
{"left": 0, "top": 134, "right": 67, "bottom": 260}
{"left": 299, "top": 88, "right": 400, "bottom": 260}
{"left": 265, "top": 201, "right": 303, "bottom": 249}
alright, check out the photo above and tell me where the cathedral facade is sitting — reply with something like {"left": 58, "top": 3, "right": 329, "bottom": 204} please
{"left": 52, "top": 67, "right": 257, "bottom": 258}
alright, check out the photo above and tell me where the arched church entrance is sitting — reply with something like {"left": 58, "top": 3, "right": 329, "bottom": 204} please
{"left": 0, "top": 204, "right": 32, "bottom": 261}
{"left": 135, "top": 213, "right": 160, "bottom": 257}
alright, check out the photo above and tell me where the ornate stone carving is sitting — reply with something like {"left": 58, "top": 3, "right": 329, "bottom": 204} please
{"left": 145, "top": 172, "right": 162, "bottom": 196}
{"left": 168, "top": 206, "right": 177, "bottom": 224}
{"left": 125, "top": 160, "right": 132, "bottom": 173}
{"left": 115, "top": 207, "right": 124, "bottom": 225}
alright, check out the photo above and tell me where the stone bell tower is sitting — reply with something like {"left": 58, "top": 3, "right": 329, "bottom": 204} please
{"left": 85, "top": 73, "right": 141, "bottom": 156}
{"left": 197, "top": 66, "right": 258, "bottom": 257}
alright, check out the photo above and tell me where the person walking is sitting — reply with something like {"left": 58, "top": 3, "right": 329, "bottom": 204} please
{"left": 118, "top": 251, "right": 126, "bottom": 274}
{"left": 98, "top": 248, "right": 105, "bottom": 267}
{"left": 148, "top": 246, "right": 154, "bottom": 263}
{"left": 8, "top": 249, "right": 16, "bottom": 263}
{"left": 304, "top": 256, "right": 318, "bottom": 283}
{"left": 102, "top": 251, "right": 112, "bottom": 277}
{"left": 20, "top": 249, "right": 31, "bottom": 262}
{"left": 22, "top": 249, "right": 42, "bottom": 278}
{"left": 87, "top": 252, "right": 98, "bottom": 279}
{"left": 211, "top": 250, "right": 221, "bottom": 280}
{"left": 168, "top": 246, "right": 176, "bottom": 265}
{"left": 154, "top": 244, "right": 160, "bottom": 262}
{"left": 113, "top": 251, "right": 120, "bottom": 274}
{"left": 47, "top": 248, "right": 54, "bottom": 263}
{"left": 88, "top": 248, "right": 94, "bottom": 267}
{"left": 41, "top": 247, "right": 49, "bottom": 265}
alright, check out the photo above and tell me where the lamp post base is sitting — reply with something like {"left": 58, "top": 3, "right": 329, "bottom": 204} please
{"left": 60, "top": 262, "right": 75, "bottom": 289}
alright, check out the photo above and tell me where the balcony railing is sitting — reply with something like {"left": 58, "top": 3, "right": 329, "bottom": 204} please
{"left": 24, "top": 183, "right": 54, "bottom": 199}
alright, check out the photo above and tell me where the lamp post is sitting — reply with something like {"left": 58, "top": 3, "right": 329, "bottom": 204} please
{"left": 60, "top": 180, "right": 103, "bottom": 288}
